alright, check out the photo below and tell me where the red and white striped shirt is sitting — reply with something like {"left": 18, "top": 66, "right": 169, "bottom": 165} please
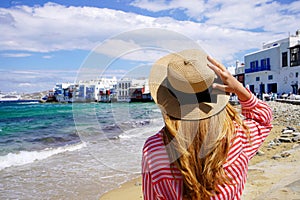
{"left": 142, "top": 93, "right": 272, "bottom": 200}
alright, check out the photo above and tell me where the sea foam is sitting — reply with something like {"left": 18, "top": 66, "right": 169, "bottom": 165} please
{"left": 0, "top": 142, "right": 86, "bottom": 170}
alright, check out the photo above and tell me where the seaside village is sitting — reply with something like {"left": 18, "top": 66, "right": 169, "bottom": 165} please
{"left": 42, "top": 29, "right": 300, "bottom": 103}
{"left": 43, "top": 77, "right": 151, "bottom": 103}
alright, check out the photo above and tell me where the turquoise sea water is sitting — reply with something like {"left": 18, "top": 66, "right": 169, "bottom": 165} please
{"left": 0, "top": 101, "right": 163, "bottom": 199}
{"left": 0, "top": 102, "right": 78, "bottom": 156}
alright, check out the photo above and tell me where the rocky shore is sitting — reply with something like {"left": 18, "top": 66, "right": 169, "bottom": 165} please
{"left": 243, "top": 100, "right": 300, "bottom": 199}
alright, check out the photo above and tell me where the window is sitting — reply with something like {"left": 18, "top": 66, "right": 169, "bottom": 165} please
{"left": 250, "top": 60, "right": 258, "bottom": 69}
{"left": 256, "top": 77, "right": 260, "bottom": 81}
{"left": 268, "top": 75, "right": 273, "bottom": 80}
{"left": 261, "top": 58, "right": 270, "bottom": 69}
{"left": 282, "top": 52, "right": 288, "bottom": 67}
{"left": 290, "top": 46, "right": 300, "bottom": 67}
{"left": 261, "top": 59, "right": 266, "bottom": 68}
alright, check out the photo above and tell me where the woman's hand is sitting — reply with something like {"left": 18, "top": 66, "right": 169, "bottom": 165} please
{"left": 207, "top": 56, "right": 251, "bottom": 101}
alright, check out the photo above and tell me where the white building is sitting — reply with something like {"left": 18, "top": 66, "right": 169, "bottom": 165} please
{"left": 52, "top": 77, "right": 150, "bottom": 103}
{"left": 95, "top": 77, "right": 117, "bottom": 102}
{"left": 244, "top": 30, "right": 300, "bottom": 96}
{"left": 117, "top": 79, "right": 132, "bottom": 102}
{"left": 53, "top": 77, "right": 117, "bottom": 102}
{"left": 116, "top": 78, "right": 149, "bottom": 102}
{"left": 54, "top": 82, "right": 75, "bottom": 102}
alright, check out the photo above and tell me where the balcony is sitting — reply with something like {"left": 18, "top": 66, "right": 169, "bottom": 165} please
{"left": 245, "top": 65, "right": 271, "bottom": 73}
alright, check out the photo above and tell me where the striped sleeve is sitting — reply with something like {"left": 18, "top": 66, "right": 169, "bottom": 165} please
{"left": 240, "top": 93, "right": 272, "bottom": 126}
{"left": 239, "top": 92, "right": 273, "bottom": 159}
{"left": 213, "top": 93, "right": 273, "bottom": 199}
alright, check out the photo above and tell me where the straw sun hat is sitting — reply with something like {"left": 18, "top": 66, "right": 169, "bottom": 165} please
{"left": 149, "top": 49, "right": 230, "bottom": 120}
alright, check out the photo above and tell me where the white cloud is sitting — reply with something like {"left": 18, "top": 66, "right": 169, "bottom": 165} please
{"left": 94, "top": 39, "right": 142, "bottom": 58}
{"left": 42, "top": 55, "right": 52, "bottom": 59}
{"left": 1, "top": 53, "right": 32, "bottom": 57}
{"left": 0, "top": 1, "right": 299, "bottom": 67}
{"left": 201, "top": 0, "right": 300, "bottom": 33}
{"left": 287, "top": 0, "right": 300, "bottom": 13}
{"left": 130, "top": 0, "right": 171, "bottom": 12}
{"left": 0, "top": 69, "right": 77, "bottom": 93}
{"left": 18, "top": 83, "right": 33, "bottom": 87}
{"left": 0, "top": 2, "right": 156, "bottom": 52}
{"left": 92, "top": 29, "right": 200, "bottom": 63}
{"left": 131, "top": 0, "right": 207, "bottom": 18}
{"left": 131, "top": 0, "right": 299, "bottom": 33}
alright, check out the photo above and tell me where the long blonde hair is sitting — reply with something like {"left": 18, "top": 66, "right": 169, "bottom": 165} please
{"left": 162, "top": 103, "right": 249, "bottom": 199}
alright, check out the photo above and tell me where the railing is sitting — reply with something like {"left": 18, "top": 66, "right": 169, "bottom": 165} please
{"left": 245, "top": 65, "right": 271, "bottom": 73}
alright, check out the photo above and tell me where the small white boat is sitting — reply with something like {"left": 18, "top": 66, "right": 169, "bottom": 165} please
{"left": 0, "top": 93, "right": 21, "bottom": 102}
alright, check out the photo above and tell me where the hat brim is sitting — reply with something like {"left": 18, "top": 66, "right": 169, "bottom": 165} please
{"left": 149, "top": 49, "right": 230, "bottom": 120}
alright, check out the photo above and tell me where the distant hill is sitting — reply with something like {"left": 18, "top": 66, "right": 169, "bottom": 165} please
{"left": 21, "top": 91, "right": 49, "bottom": 100}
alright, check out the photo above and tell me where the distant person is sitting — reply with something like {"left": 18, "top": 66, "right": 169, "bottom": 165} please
{"left": 142, "top": 49, "right": 272, "bottom": 199}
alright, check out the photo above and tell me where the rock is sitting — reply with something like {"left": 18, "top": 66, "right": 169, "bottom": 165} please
{"left": 256, "top": 150, "right": 265, "bottom": 156}
{"left": 292, "top": 132, "right": 300, "bottom": 137}
{"left": 282, "top": 130, "right": 294, "bottom": 134}
{"left": 278, "top": 137, "right": 293, "bottom": 143}
{"left": 273, "top": 138, "right": 281, "bottom": 145}
{"left": 272, "top": 154, "right": 281, "bottom": 160}
{"left": 110, "top": 136, "right": 120, "bottom": 140}
{"left": 292, "top": 144, "right": 300, "bottom": 149}
{"left": 280, "top": 133, "right": 294, "bottom": 138}
{"left": 280, "top": 151, "right": 291, "bottom": 158}
{"left": 286, "top": 126, "right": 296, "bottom": 131}
{"left": 268, "top": 141, "right": 276, "bottom": 147}
{"left": 292, "top": 135, "right": 300, "bottom": 142}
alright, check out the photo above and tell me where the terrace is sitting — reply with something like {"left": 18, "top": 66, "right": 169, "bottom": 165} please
{"left": 245, "top": 65, "right": 271, "bottom": 73}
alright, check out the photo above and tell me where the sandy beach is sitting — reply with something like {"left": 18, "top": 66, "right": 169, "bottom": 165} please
{"left": 100, "top": 100, "right": 300, "bottom": 200}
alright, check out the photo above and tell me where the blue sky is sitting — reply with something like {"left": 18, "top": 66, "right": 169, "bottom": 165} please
{"left": 0, "top": 0, "right": 299, "bottom": 93}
